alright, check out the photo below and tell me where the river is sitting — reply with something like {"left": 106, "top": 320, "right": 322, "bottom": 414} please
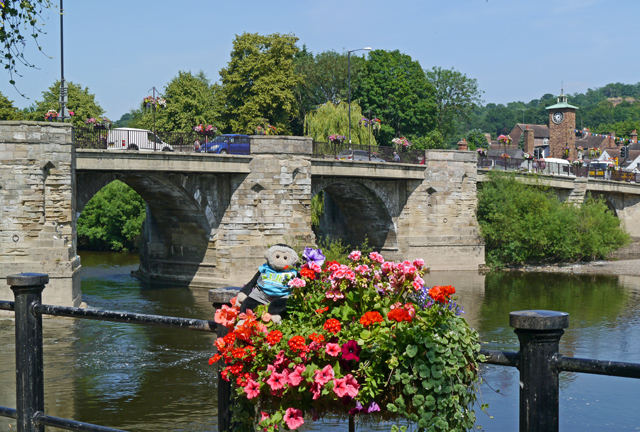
{"left": 0, "top": 251, "right": 639, "bottom": 431}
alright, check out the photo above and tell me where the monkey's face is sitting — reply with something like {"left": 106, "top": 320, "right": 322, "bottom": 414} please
{"left": 266, "top": 246, "right": 298, "bottom": 271}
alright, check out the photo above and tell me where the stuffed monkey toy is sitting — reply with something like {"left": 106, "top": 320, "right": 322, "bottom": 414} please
{"left": 235, "top": 244, "right": 299, "bottom": 325}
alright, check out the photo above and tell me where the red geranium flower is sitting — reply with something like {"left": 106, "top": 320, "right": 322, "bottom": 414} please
{"left": 360, "top": 311, "right": 384, "bottom": 327}
{"left": 387, "top": 308, "right": 412, "bottom": 323}
{"left": 323, "top": 318, "right": 341, "bottom": 334}
{"left": 300, "top": 266, "right": 316, "bottom": 280}
{"left": 288, "top": 335, "right": 307, "bottom": 352}
{"left": 266, "top": 330, "right": 283, "bottom": 345}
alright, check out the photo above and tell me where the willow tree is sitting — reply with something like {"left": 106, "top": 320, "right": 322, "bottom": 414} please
{"left": 304, "top": 101, "right": 378, "bottom": 145}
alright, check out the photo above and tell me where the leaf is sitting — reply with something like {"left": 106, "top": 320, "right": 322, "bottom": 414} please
{"left": 412, "top": 394, "right": 425, "bottom": 406}
{"left": 360, "top": 329, "right": 372, "bottom": 340}
{"left": 425, "top": 395, "right": 436, "bottom": 407}
{"left": 387, "top": 403, "right": 398, "bottom": 413}
{"left": 405, "top": 344, "right": 418, "bottom": 358}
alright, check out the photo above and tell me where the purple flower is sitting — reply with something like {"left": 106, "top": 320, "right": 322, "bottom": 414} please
{"left": 303, "top": 247, "right": 325, "bottom": 267}
{"left": 366, "top": 402, "right": 380, "bottom": 413}
{"left": 341, "top": 340, "right": 361, "bottom": 362}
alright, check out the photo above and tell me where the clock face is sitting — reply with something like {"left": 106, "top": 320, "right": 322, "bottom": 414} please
{"left": 552, "top": 111, "right": 564, "bottom": 125}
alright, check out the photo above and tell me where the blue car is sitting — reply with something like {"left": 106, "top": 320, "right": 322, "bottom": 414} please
{"left": 196, "top": 134, "right": 250, "bottom": 155}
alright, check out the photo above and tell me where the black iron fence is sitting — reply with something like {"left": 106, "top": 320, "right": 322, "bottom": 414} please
{"left": 312, "top": 141, "right": 426, "bottom": 165}
{"left": 0, "top": 273, "right": 216, "bottom": 432}
{"left": 478, "top": 156, "right": 640, "bottom": 183}
{"left": 74, "top": 127, "right": 219, "bottom": 153}
{"left": 2, "top": 275, "right": 639, "bottom": 432}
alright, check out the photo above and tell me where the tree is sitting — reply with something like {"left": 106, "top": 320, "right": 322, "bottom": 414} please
{"left": 77, "top": 180, "right": 146, "bottom": 251}
{"left": 128, "top": 70, "right": 219, "bottom": 133}
{"left": 425, "top": 67, "right": 483, "bottom": 145}
{"left": 0, "top": 0, "right": 53, "bottom": 91}
{"left": 0, "top": 91, "right": 22, "bottom": 120}
{"left": 304, "top": 101, "right": 377, "bottom": 145}
{"left": 354, "top": 50, "right": 436, "bottom": 146}
{"left": 25, "top": 80, "right": 105, "bottom": 128}
{"left": 293, "top": 48, "right": 366, "bottom": 135}
{"left": 466, "top": 129, "right": 488, "bottom": 151}
{"left": 219, "top": 32, "right": 299, "bottom": 134}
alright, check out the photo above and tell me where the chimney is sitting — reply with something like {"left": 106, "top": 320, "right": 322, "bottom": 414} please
{"left": 631, "top": 130, "right": 638, "bottom": 144}
{"left": 610, "top": 131, "right": 617, "bottom": 147}
{"left": 457, "top": 138, "right": 468, "bottom": 151}
{"left": 524, "top": 126, "right": 535, "bottom": 153}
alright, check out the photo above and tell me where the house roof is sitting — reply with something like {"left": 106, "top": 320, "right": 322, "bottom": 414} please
{"left": 510, "top": 124, "right": 550, "bottom": 139}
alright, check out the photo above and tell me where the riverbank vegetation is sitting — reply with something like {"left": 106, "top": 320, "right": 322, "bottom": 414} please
{"left": 77, "top": 181, "right": 146, "bottom": 252}
{"left": 477, "top": 172, "right": 631, "bottom": 268}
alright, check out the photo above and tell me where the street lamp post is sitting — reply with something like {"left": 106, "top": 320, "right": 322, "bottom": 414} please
{"left": 348, "top": 47, "right": 371, "bottom": 145}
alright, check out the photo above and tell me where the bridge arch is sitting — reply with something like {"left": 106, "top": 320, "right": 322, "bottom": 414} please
{"left": 76, "top": 171, "right": 232, "bottom": 286}
{"left": 311, "top": 178, "right": 404, "bottom": 251}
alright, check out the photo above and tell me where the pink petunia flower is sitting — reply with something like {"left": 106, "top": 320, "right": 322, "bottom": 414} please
{"left": 260, "top": 412, "right": 270, "bottom": 422}
{"left": 288, "top": 364, "right": 306, "bottom": 386}
{"left": 333, "top": 374, "right": 359, "bottom": 398}
{"left": 274, "top": 350, "right": 288, "bottom": 367}
{"left": 288, "top": 277, "right": 306, "bottom": 288}
{"left": 266, "top": 371, "right": 288, "bottom": 391}
{"left": 413, "top": 258, "right": 425, "bottom": 269}
{"left": 314, "top": 364, "right": 335, "bottom": 386}
{"left": 326, "top": 289, "right": 345, "bottom": 301}
{"left": 310, "top": 382, "right": 322, "bottom": 400}
{"left": 348, "top": 250, "right": 361, "bottom": 261}
{"left": 284, "top": 408, "right": 304, "bottom": 430}
{"left": 325, "top": 343, "right": 341, "bottom": 357}
{"left": 369, "top": 251, "right": 385, "bottom": 263}
{"left": 244, "top": 378, "right": 260, "bottom": 399}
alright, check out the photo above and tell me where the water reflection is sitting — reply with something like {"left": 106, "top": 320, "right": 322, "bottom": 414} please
{"left": 1, "top": 255, "right": 639, "bottom": 431}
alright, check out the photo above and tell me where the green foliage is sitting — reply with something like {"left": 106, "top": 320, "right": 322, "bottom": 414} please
{"left": 354, "top": 50, "right": 436, "bottom": 146}
{"left": 0, "top": 91, "right": 22, "bottom": 120}
{"left": 25, "top": 80, "right": 105, "bottom": 128}
{"left": 293, "top": 48, "right": 365, "bottom": 135}
{"left": 128, "top": 70, "right": 219, "bottom": 133}
{"left": 304, "top": 101, "right": 377, "bottom": 145}
{"left": 0, "top": 0, "right": 53, "bottom": 88}
{"left": 425, "top": 67, "right": 483, "bottom": 145}
{"left": 408, "top": 130, "right": 445, "bottom": 150}
{"left": 477, "top": 172, "right": 631, "bottom": 267}
{"left": 219, "top": 32, "right": 299, "bottom": 135}
{"left": 314, "top": 237, "right": 372, "bottom": 265}
{"left": 465, "top": 129, "right": 487, "bottom": 151}
{"left": 310, "top": 192, "right": 324, "bottom": 229}
{"left": 77, "top": 181, "right": 146, "bottom": 252}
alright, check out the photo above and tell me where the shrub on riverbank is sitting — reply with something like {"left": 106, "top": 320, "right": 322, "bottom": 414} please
{"left": 477, "top": 172, "right": 631, "bottom": 267}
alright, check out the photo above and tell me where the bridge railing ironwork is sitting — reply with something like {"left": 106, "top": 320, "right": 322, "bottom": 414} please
{"left": 478, "top": 156, "right": 640, "bottom": 183}
{"left": 312, "top": 141, "right": 426, "bottom": 164}
{"left": 74, "top": 127, "right": 224, "bottom": 154}
{"left": 2, "top": 275, "right": 639, "bottom": 432}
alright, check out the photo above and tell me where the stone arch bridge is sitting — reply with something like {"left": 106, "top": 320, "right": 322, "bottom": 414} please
{"left": 2, "top": 122, "right": 639, "bottom": 306}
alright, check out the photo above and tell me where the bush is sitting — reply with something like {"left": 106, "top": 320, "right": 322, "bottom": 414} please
{"left": 477, "top": 172, "right": 631, "bottom": 267}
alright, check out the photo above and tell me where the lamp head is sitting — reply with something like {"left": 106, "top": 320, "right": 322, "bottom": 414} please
{"left": 363, "top": 47, "right": 372, "bottom": 50}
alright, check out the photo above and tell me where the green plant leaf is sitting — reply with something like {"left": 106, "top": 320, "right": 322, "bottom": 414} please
{"left": 405, "top": 344, "right": 418, "bottom": 358}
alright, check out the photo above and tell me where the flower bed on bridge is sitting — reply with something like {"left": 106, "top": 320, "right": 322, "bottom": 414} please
{"left": 212, "top": 249, "right": 481, "bottom": 431}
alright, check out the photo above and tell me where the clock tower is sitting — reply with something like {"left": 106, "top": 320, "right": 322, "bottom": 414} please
{"left": 546, "top": 92, "right": 578, "bottom": 159}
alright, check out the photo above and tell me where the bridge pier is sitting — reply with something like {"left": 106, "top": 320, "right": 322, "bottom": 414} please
{"left": 0, "top": 122, "right": 81, "bottom": 307}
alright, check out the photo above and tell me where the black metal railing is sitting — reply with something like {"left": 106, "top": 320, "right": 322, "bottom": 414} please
{"left": 0, "top": 273, "right": 217, "bottom": 432}
{"left": 312, "top": 141, "right": 426, "bottom": 165}
{"left": 478, "top": 156, "right": 640, "bottom": 183}
{"left": 74, "top": 127, "right": 236, "bottom": 154}
{"left": 2, "top": 276, "right": 640, "bottom": 432}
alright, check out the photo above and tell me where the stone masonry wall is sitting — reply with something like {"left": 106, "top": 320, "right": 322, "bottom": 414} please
{"left": 395, "top": 150, "right": 485, "bottom": 270}
{"left": 214, "top": 136, "right": 316, "bottom": 284}
{"left": 0, "top": 122, "right": 81, "bottom": 306}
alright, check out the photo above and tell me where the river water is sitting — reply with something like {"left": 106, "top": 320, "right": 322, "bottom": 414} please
{"left": 0, "top": 252, "right": 639, "bottom": 431}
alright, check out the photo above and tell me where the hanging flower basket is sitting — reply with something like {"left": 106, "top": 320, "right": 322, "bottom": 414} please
{"left": 358, "top": 117, "right": 381, "bottom": 131}
{"left": 194, "top": 124, "right": 218, "bottom": 136}
{"left": 522, "top": 152, "right": 533, "bottom": 160}
{"left": 328, "top": 134, "right": 346, "bottom": 145}
{"left": 44, "top": 110, "right": 58, "bottom": 122}
{"left": 212, "top": 248, "right": 481, "bottom": 432}
{"left": 256, "top": 125, "right": 277, "bottom": 135}
{"left": 476, "top": 148, "right": 487, "bottom": 157}
{"left": 497, "top": 134, "right": 512, "bottom": 146}
{"left": 500, "top": 153, "right": 510, "bottom": 159}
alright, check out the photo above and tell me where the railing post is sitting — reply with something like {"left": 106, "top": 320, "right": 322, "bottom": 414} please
{"left": 510, "top": 310, "right": 569, "bottom": 432}
{"left": 8, "top": 273, "right": 48, "bottom": 432}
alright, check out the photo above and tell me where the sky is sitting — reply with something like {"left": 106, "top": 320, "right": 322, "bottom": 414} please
{"left": 3, "top": 0, "right": 640, "bottom": 121}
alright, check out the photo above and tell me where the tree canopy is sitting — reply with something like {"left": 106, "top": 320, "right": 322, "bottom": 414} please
{"left": 354, "top": 49, "right": 436, "bottom": 146}
{"left": 128, "top": 70, "right": 219, "bottom": 133}
{"left": 0, "top": 91, "right": 22, "bottom": 120}
{"left": 24, "top": 80, "right": 105, "bottom": 128}
{"left": 304, "top": 101, "right": 377, "bottom": 145}
{"left": 219, "top": 32, "right": 299, "bottom": 135}
{"left": 426, "top": 66, "right": 483, "bottom": 145}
